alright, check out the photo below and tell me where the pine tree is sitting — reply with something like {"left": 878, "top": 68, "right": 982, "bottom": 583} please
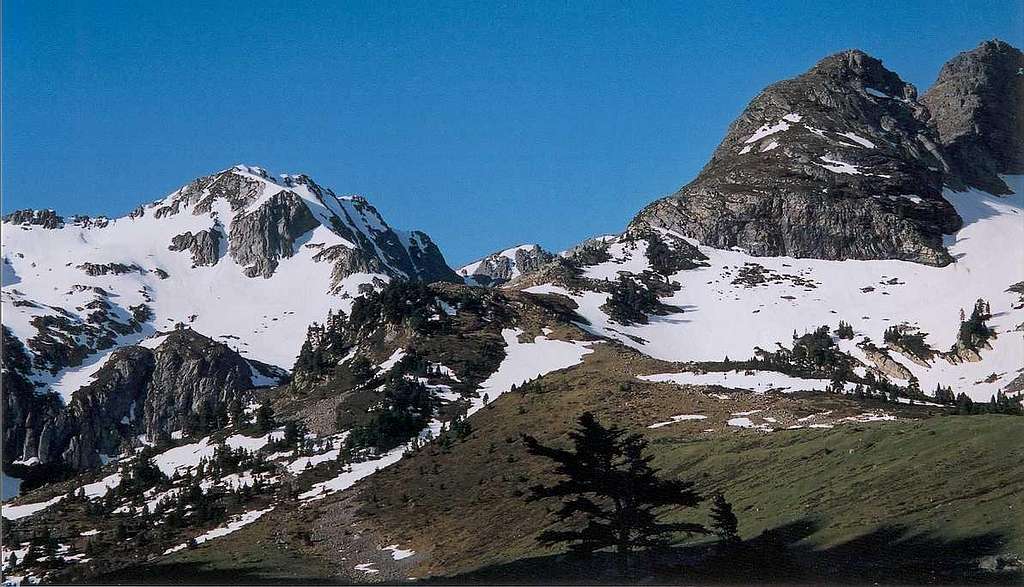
{"left": 522, "top": 412, "right": 705, "bottom": 575}
{"left": 709, "top": 493, "right": 740, "bottom": 548}
{"left": 349, "top": 356, "right": 374, "bottom": 384}
{"left": 835, "top": 320, "right": 854, "bottom": 340}
{"left": 256, "top": 401, "right": 275, "bottom": 432}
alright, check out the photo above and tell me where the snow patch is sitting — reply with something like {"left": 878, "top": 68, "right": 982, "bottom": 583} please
{"left": 647, "top": 414, "right": 707, "bottom": 429}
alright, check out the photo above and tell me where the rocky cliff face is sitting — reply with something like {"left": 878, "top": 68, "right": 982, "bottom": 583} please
{"left": 632, "top": 50, "right": 961, "bottom": 266}
{"left": 228, "top": 190, "right": 320, "bottom": 278}
{"left": 169, "top": 227, "right": 223, "bottom": 267}
{"left": 141, "top": 329, "right": 261, "bottom": 442}
{"left": 2, "top": 327, "right": 68, "bottom": 470}
{"left": 459, "top": 244, "right": 556, "bottom": 287}
{"left": 3, "top": 328, "right": 281, "bottom": 470}
{"left": 922, "top": 40, "right": 1024, "bottom": 194}
{"left": 2, "top": 209, "right": 65, "bottom": 229}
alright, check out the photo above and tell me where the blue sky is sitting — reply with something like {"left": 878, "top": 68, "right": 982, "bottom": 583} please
{"left": 3, "top": 1, "right": 1021, "bottom": 266}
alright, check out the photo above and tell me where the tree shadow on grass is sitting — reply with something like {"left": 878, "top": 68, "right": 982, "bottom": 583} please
{"left": 432, "top": 520, "right": 1021, "bottom": 585}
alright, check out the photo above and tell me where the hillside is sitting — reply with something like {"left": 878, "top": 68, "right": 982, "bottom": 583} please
{"left": 88, "top": 344, "right": 1022, "bottom": 584}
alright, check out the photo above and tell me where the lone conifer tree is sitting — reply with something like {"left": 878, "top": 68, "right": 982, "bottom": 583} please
{"left": 709, "top": 493, "right": 740, "bottom": 548}
{"left": 522, "top": 412, "right": 705, "bottom": 573}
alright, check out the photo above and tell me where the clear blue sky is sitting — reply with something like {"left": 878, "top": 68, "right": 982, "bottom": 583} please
{"left": 4, "top": 1, "right": 1021, "bottom": 266}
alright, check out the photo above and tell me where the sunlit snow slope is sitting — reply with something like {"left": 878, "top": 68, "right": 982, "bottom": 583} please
{"left": 528, "top": 178, "right": 1024, "bottom": 401}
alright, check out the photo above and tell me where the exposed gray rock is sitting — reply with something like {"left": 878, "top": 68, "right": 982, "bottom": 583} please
{"left": 141, "top": 329, "right": 258, "bottom": 442}
{"left": 168, "top": 227, "right": 223, "bottom": 267}
{"left": 76, "top": 262, "right": 145, "bottom": 276}
{"left": 2, "top": 327, "right": 280, "bottom": 470}
{"left": 2, "top": 209, "right": 64, "bottom": 229}
{"left": 922, "top": 39, "right": 1024, "bottom": 194}
{"left": 2, "top": 327, "right": 67, "bottom": 467}
{"left": 147, "top": 167, "right": 459, "bottom": 284}
{"left": 632, "top": 50, "right": 961, "bottom": 266}
{"left": 860, "top": 345, "right": 913, "bottom": 381}
{"left": 229, "top": 191, "right": 320, "bottom": 278}
{"left": 282, "top": 174, "right": 459, "bottom": 284}
{"left": 460, "top": 245, "right": 556, "bottom": 287}
{"left": 63, "top": 346, "right": 155, "bottom": 468}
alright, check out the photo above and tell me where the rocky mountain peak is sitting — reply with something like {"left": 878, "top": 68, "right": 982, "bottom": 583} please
{"left": 631, "top": 48, "right": 961, "bottom": 266}
{"left": 807, "top": 49, "right": 917, "bottom": 100}
{"left": 922, "top": 39, "right": 1024, "bottom": 194}
{"left": 103, "top": 164, "right": 459, "bottom": 284}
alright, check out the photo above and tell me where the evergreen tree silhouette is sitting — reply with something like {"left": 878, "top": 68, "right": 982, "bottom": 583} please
{"left": 522, "top": 412, "right": 705, "bottom": 575}
{"left": 709, "top": 493, "right": 740, "bottom": 548}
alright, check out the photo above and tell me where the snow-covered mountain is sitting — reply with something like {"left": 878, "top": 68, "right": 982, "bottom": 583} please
{"left": 2, "top": 164, "right": 457, "bottom": 384}
{"left": 502, "top": 42, "right": 1024, "bottom": 403}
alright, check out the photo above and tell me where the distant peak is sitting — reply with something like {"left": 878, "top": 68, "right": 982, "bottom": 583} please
{"left": 976, "top": 38, "right": 1019, "bottom": 53}
{"left": 229, "top": 164, "right": 273, "bottom": 179}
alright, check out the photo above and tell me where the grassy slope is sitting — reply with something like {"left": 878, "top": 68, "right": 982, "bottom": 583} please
{"left": 348, "top": 344, "right": 1023, "bottom": 583}
{"left": 88, "top": 344, "right": 1022, "bottom": 584}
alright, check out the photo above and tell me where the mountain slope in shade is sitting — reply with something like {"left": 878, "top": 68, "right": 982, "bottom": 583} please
{"left": 632, "top": 50, "right": 960, "bottom": 266}
{"left": 922, "top": 39, "right": 1024, "bottom": 194}
{"left": 1, "top": 165, "right": 458, "bottom": 394}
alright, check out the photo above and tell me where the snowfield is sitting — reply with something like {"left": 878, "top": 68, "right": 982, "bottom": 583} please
{"left": 1, "top": 495, "right": 65, "bottom": 521}
{"left": 639, "top": 371, "right": 836, "bottom": 394}
{"left": 529, "top": 177, "right": 1024, "bottom": 401}
{"left": 471, "top": 328, "right": 595, "bottom": 413}
{"left": 647, "top": 414, "right": 707, "bottom": 429}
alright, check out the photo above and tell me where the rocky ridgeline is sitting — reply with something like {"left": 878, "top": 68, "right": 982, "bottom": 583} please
{"left": 922, "top": 40, "right": 1024, "bottom": 194}
{"left": 2, "top": 165, "right": 464, "bottom": 471}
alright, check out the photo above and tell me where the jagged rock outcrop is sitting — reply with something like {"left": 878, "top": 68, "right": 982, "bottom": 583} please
{"left": 2, "top": 164, "right": 460, "bottom": 423}
{"left": 2, "top": 328, "right": 281, "bottom": 470}
{"left": 2, "top": 209, "right": 64, "bottom": 229}
{"left": 229, "top": 191, "right": 319, "bottom": 278}
{"left": 147, "top": 166, "right": 459, "bottom": 284}
{"left": 922, "top": 39, "right": 1024, "bottom": 194}
{"left": 63, "top": 346, "right": 155, "bottom": 468}
{"left": 76, "top": 262, "right": 144, "bottom": 276}
{"left": 142, "top": 329, "right": 259, "bottom": 441}
{"left": 2, "top": 327, "right": 67, "bottom": 468}
{"left": 18, "top": 289, "right": 152, "bottom": 376}
{"left": 169, "top": 227, "right": 223, "bottom": 267}
{"left": 632, "top": 50, "right": 961, "bottom": 266}
{"left": 460, "top": 244, "right": 556, "bottom": 286}
{"left": 860, "top": 344, "right": 914, "bottom": 381}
